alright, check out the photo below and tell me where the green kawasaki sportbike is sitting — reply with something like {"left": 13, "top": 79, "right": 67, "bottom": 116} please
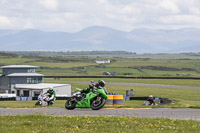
{"left": 65, "top": 82, "right": 108, "bottom": 110}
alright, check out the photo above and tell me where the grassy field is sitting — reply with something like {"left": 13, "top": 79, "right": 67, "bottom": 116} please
{"left": 1, "top": 52, "right": 200, "bottom": 77}
{"left": 0, "top": 115, "right": 200, "bottom": 133}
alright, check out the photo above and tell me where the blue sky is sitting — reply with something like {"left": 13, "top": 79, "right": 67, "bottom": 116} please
{"left": 0, "top": 0, "right": 200, "bottom": 32}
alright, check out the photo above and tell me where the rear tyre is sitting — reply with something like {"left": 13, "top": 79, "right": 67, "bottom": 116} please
{"left": 65, "top": 98, "right": 77, "bottom": 110}
{"left": 91, "top": 97, "right": 106, "bottom": 110}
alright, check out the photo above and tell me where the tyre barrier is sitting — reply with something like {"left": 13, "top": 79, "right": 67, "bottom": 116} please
{"left": 105, "top": 95, "right": 114, "bottom": 106}
{"left": 113, "top": 95, "right": 123, "bottom": 106}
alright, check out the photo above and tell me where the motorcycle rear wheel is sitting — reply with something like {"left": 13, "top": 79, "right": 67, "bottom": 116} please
{"left": 65, "top": 98, "right": 77, "bottom": 110}
{"left": 91, "top": 97, "right": 106, "bottom": 110}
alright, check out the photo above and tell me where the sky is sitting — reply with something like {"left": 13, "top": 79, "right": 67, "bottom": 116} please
{"left": 0, "top": 0, "right": 200, "bottom": 33}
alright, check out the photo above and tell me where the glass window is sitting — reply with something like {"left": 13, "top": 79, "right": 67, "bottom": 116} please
{"left": 27, "top": 78, "right": 40, "bottom": 84}
{"left": 27, "top": 69, "right": 35, "bottom": 73}
{"left": 27, "top": 78, "right": 31, "bottom": 84}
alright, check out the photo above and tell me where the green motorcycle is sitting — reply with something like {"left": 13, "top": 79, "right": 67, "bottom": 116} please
{"left": 65, "top": 82, "right": 108, "bottom": 110}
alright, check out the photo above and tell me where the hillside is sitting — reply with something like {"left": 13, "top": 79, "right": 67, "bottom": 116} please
{"left": 0, "top": 26, "right": 200, "bottom": 53}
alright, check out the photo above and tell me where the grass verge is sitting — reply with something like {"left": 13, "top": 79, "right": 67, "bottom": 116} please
{"left": 0, "top": 115, "right": 200, "bottom": 133}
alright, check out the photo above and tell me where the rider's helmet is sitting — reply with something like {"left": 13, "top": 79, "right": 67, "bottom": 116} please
{"left": 98, "top": 80, "right": 106, "bottom": 87}
{"left": 149, "top": 95, "right": 153, "bottom": 99}
{"left": 48, "top": 88, "right": 54, "bottom": 94}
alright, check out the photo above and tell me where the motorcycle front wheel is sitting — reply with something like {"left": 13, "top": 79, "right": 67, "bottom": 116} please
{"left": 35, "top": 101, "right": 41, "bottom": 106}
{"left": 65, "top": 98, "right": 77, "bottom": 110}
{"left": 91, "top": 97, "right": 106, "bottom": 110}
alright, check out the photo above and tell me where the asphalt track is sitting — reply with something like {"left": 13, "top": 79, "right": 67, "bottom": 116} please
{"left": 45, "top": 80, "right": 200, "bottom": 90}
{"left": 0, "top": 108, "right": 200, "bottom": 120}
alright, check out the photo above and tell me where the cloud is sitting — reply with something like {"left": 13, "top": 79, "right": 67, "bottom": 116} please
{"left": 23, "top": 22, "right": 34, "bottom": 29}
{"left": 0, "top": 0, "right": 200, "bottom": 32}
{"left": 189, "top": 7, "right": 200, "bottom": 15}
{"left": 0, "top": 16, "right": 12, "bottom": 28}
{"left": 38, "top": 0, "right": 58, "bottom": 10}
{"left": 160, "top": 1, "right": 180, "bottom": 14}
{"left": 160, "top": 15, "right": 200, "bottom": 24}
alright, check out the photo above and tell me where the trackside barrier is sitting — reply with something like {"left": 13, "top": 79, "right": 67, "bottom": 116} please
{"left": 129, "top": 97, "right": 171, "bottom": 104}
{"left": 16, "top": 97, "right": 32, "bottom": 101}
{"left": 105, "top": 95, "right": 123, "bottom": 106}
{"left": 113, "top": 95, "right": 123, "bottom": 106}
{"left": 0, "top": 97, "right": 15, "bottom": 101}
{"left": 105, "top": 95, "right": 114, "bottom": 106}
{"left": 123, "top": 96, "right": 130, "bottom": 101}
{"left": 45, "top": 76, "right": 200, "bottom": 80}
{"left": 0, "top": 97, "right": 71, "bottom": 101}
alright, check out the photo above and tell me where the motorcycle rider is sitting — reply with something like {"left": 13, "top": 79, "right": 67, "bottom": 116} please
{"left": 73, "top": 80, "right": 107, "bottom": 95}
{"left": 44, "top": 88, "right": 56, "bottom": 105}
{"left": 147, "top": 95, "right": 155, "bottom": 105}
{"left": 98, "top": 80, "right": 107, "bottom": 94}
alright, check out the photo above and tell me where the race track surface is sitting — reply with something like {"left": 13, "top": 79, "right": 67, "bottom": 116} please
{"left": 1, "top": 108, "right": 200, "bottom": 120}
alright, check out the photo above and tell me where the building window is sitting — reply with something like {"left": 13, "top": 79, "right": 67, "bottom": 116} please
{"left": 12, "top": 91, "right": 15, "bottom": 94}
{"left": 27, "top": 78, "right": 40, "bottom": 84}
{"left": 27, "top": 69, "right": 35, "bottom": 73}
{"left": 27, "top": 78, "right": 32, "bottom": 84}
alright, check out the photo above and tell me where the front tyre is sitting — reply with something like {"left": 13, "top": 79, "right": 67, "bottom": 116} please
{"left": 35, "top": 101, "right": 41, "bottom": 106}
{"left": 65, "top": 98, "right": 77, "bottom": 110}
{"left": 91, "top": 97, "right": 106, "bottom": 110}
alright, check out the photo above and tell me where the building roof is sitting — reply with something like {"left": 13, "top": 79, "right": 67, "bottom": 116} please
{"left": 1, "top": 65, "right": 39, "bottom": 69}
{"left": 7, "top": 73, "right": 44, "bottom": 77}
{"left": 15, "top": 83, "right": 70, "bottom": 90}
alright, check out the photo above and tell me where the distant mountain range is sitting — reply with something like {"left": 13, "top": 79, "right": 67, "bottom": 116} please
{"left": 0, "top": 26, "right": 200, "bottom": 53}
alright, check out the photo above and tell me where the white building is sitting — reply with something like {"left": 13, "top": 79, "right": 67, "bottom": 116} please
{"left": 0, "top": 65, "right": 72, "bottom": 97}
{"left": 95, "top": 59, "right": 110, "bottom": 64}
{"left": 14, "top": 83, "right": 71, "bottom": 97}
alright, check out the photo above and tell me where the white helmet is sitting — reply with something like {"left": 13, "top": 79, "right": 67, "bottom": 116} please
{"left": 149, "top": 95, "right": 153, "bottom": 98}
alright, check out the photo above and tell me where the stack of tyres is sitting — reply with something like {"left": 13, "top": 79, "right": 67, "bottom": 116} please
{"left": 105, "top": 95, "right": 114, "bottom": 106}
{"left": 113, "top": 95, "right": 123, "bottom": 106}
